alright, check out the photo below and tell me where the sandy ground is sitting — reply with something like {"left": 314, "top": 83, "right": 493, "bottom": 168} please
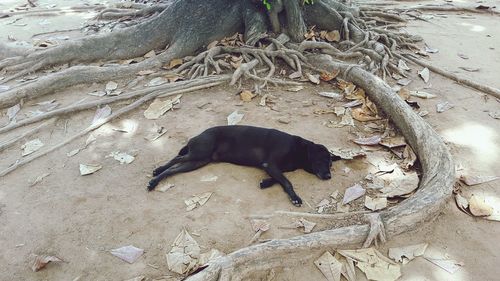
{"left": 0, "top": 0, "right": 499, "bottom": 280}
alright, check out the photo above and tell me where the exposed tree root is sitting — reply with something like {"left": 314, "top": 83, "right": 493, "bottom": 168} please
{"left": 95, "top": 4, "right": 167, "bottom": 20}
{"left": 0, "top": 75, "right": 230, "bottom": 134}
{"left": 0, "top": 79, "right": 224, "bottom": 177}
{"left": 0, "top": 5, "right": 106, "bottom": 18}
{"left": 0, "top": 118, "right": 56, "bottom": 152}
{"left": 398, "top": 4, "right": 500, "bottom": 16}
{"left": 397, "top": 53, "right": 500, "bottom": 99}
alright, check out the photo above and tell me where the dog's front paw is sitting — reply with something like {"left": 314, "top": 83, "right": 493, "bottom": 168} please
{"left": 290, "top": 195, "right": 302, "bottom": 207}
{"left": 152, "top": 167, "right": 163, "bottom": 177}
{"left": 260, "top": 178, "right": 276, "bottom": 189}
{"left": 147, "top": 179, "right": 159, "bottom": 191}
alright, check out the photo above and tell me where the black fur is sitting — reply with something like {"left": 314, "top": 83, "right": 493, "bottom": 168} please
{"left": 148, "top": 125, "right": 341, "bottom": 206}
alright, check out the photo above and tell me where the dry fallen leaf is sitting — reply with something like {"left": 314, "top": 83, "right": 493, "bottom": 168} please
{"left": 364, "top": 196, "right": 387, "bottom": 211}
{"left": 325, "top": 30, "right": 340, "bottom": 42}
{"left": 402, "top": 145, "right": 417, "bottom": 169}
{"left": 342, "top": 184, "right": 365, "bottom": 205}
{"left": 469, "top": 195, "right": 493, "bottom": 217}
{"left": 108, "top": 151, "right": 135, "bottom": 164}
{"left": 21, "top": 138, "right": 44, "bottom": 156}
{"left": 388, "top": 243, "right": 428, "bottom": 264}
{"left": 185, "top": 192, "right": 213, "bottom": 211}
{"left": 353, "top": 135, "right": 381, "bottom": 146}
{"left": 339, "top": 248, "right": 401, "bottom": 281}
{"left": 397, "top": 78, "right": 412, "bottom": 86}
{"left": 398, "top": 60, "right": 410, "bottom": 71}
{"left": 380, "top": 137, "right": 406, "bottom": 149}
{"left": 110, "top": 245, "right": 144, "bottom": 264}
{"left": 166, "top": 229, "right": 201, "bottom": 274}
{"left": 31, "top": 254, "right": 62, "bottom": 272}
{"left": 352, "top": 107, "right": 381, "bottom": 122}
{"left": 306, "top": 73, "right": 320, "bottom": 84}
{"left": 455, "top": 193, "right": 469, "bottom": 213}
{"left": 314, "top": 252, "right": 342, "bottom": 281}
{"left": 79, "top": 163, "right": 102, "bottom": 176}
{"left": 105, "top": 81, "right": 118, "bottom": 94}
{"left": 295, "top": 218, "right": 316, "bottom": 233}
{"left": 410, "top": 91, "right": 436, "bottom": 99}
{"left": 320, "top": 69, "right": 340, "bottom": 81}
{"left": 227, "top": 110, "right": 244, "bottom": 125}
{"left": 436, "top": 101, "right": 454, "bottom": 113}
{"left": 148, "top": 77, "right": 168, "bottom": 86}
{"left": 380, "top": 168, "right": 419, "bottom": 197}
{"left": 91, "top": 105, "right": 112, "bottom": 125}
{"left": 460, "top": 175, "right": 499, "bottom": 186}
{"left": 318, "top": 92, "right": 343, "bottom": 100}
{"left": 329, "top": 147, "right": 366, "bottom": 160}
{"left": 168, "top": 58, "right": 183, "bottom": 69}
{"left": 240, "top": 90, "right": 255, "bottom": 102}
{"left": 418, "top": 67, "right": 430, "bottom": 83}
{"left": 144, "top": 95, "right": 181, "bottom": 120}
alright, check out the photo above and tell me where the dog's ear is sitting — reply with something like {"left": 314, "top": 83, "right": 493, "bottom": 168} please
{"left": 330, "top": 153, "right": 342, "bottom": 161}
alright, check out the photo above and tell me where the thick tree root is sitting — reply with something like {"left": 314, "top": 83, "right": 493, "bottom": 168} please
{"left": 362, "top": 213, "right": 387, "bottom": 248}
{"left": 185, "top": 53, "right": 455, "bottom": 281}
{"left": 397, "top": 53, "right": 500, "bottom": 99}
{"left": 95, "top": 5, "right": 167, "bottom": 20}
{"left": 398, "top": 4, "right": 500, "bottom": 16}
{"left": 0, "top": 79, "right": 225, "bottom": 177}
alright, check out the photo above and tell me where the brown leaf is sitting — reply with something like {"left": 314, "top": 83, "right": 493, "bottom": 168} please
{"left": 402, "top": 145, "right": 417, "bottom": 169}
{"left": 320, "top": 69, "right": 340, "bottom": 81}
{"left": 240, "top": 90, "right": 255, "bottom": 102}
{"left": 336, "top": 79, "right": 352, "bottom": 91}
{"left": 398, "top": 88, "right": 410, "bottom": 101}
{"left": 168, "top": 58, "right": 183, "bottom": 69}
{"left": 352, "top": 107, "right": 381, "bottom": 122}
{"left": 325, "top": 30, "right": 340, "bottom": 42}
{"left": 31, "top": 254, "right": 63, "bottom": 272}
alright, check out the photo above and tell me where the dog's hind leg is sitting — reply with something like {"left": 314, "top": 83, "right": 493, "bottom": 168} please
{"left": 152, "top": 146, "right": 190, "bottom": 176}
{"left": 148, "top": 159, "right": 210, "bottom": 191}
{"left": 259, "top": 178, "right": 277, "bottom": 189}
{"left": 263, "top": 165, "right": 302, "bottom": 206}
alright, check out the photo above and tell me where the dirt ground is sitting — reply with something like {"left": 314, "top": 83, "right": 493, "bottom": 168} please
{"left": 0, "top": 0, "right": 499, "bottom": 280}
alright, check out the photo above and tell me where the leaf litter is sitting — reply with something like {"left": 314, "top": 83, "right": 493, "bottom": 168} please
{"left": 21, "top": 138, "right": 44, "bottom": 156}
{"left": 460, "top": 175, "right": 499, "bottom": 186}
{"left": 110, "top": 245, "right": 144, "bottom": 264}
{"left": 342, "top": 184, "right": 365, "bottom": 205}
{"left": 338, "top": 248, "right": 401, "bottom": 281}
{"left": 108, "top": 151, "right": 135, "bottom": 164}
{"left": 30, "top": 172, "right": 51, "bottom": 186}
{"left": 144, "top": 94, "right": 181, "bottom": 120}
{"left": 30, "top": 254, "right": 63, "bottom": 272}
{"left": 227, "top": 110, "right": 244, "bottom": 125}
{"left": 91, "top": 105, "right": 112, "bottom": 125}
{"left": 418, "top": 67, "right": 430, "bottom": 83}
{"left": 185, "top": 192, "right": 213, "bottom": 211}
{"left": 364, "top": 196, "right": 387, "bottom": 211}
{"left": 79, "top": 163, "right": 102, "bottom": 176}
{"left": 166, "top": 229, "right": 223, "bottom": 274}
{"left": 145, "top": 123, "right": 167, "bottom": 141}
{"left": 314, "top": 251, "right": 342, "bottom": 281}
{"left": 388, "top": 243, "right": 428, "bottom": 264}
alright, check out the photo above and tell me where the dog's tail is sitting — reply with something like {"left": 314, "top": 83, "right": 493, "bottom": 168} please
{"left": 178, "top": 145, "right": 189, "bottom": 156}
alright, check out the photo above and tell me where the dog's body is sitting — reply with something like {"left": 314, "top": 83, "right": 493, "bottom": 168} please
{"left": 148, "top": 125, "right": 340, "bottom": 206}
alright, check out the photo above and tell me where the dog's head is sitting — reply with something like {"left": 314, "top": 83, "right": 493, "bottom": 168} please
{"left": 306, "top": 143, "right": 340, "bottom": 180}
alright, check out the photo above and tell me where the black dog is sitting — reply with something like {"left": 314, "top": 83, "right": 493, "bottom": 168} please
{"left": 148, "top": 125, "right": 341, "bottom": 206}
